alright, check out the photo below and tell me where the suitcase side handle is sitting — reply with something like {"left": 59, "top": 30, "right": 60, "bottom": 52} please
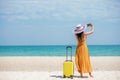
{"left": 66, "top": 46, "right": 72, "bottom": 61}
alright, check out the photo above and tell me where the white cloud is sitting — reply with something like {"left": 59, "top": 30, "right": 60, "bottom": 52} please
{"left": 0, "top": 0, "right": 120, "bottom": 22}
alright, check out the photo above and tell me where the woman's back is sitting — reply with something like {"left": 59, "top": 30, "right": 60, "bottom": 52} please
{"left": 76, "top": 34, "right": 87, "bottom": 46}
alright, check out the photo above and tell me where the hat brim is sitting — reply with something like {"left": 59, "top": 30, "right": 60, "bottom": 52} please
{"left": 74, "top": 25, "right": 87, "bottom": 34}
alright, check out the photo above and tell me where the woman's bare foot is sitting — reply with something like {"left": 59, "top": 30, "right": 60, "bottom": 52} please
{"left": 89, "top": 74, "right": 94, "bottom": 78}
{"left": 89, "top": 72, "right": 94, "bottom": 78}
{"left": 80, "top": 76, "right": 88, "bottom": 78}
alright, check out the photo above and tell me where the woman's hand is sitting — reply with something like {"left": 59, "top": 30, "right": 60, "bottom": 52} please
{"left": 87, "top": 23, "right": 93, "bottom": 27}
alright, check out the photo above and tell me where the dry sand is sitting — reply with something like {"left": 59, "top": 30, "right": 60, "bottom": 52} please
{"left": 0, "top": 56, "right": 120, "bottom": 80}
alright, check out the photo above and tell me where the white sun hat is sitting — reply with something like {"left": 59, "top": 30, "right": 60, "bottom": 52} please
{"left": 74, "top": 24, "right": 87, "bottom": 34}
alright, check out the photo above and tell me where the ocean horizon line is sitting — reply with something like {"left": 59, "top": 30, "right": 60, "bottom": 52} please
{"left": 0, "top": 44, "right": 120, "bottom": 46}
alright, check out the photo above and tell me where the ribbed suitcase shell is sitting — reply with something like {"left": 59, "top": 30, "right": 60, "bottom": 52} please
{"left": 63, "top": 61, "right": 74, "bottom": 78}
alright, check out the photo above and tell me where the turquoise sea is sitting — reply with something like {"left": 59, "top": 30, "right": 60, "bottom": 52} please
{"left": 0, "top": 45, "right": 120, "bottom": 56}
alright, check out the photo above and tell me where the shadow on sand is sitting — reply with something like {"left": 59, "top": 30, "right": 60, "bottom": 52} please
{"left": 50, "top": 75, "right": 88, "bottom": 79}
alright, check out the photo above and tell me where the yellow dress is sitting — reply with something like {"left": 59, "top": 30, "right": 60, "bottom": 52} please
{"left": 75, "top": 36, "right": 92, "bottom": 73}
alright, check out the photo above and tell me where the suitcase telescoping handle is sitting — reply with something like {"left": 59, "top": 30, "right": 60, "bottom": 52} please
{"left": 66, "top": 46, "right": 72, "bottom": 61}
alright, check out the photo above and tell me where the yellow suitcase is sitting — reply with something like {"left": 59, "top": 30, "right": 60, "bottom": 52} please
{"left": 63, "top": 46, "right": 74, "bottom": 78}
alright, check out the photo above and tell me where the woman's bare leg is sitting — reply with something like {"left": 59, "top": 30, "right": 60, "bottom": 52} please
{"left": 80, "top": 72, "right": 83, "bottom": 77}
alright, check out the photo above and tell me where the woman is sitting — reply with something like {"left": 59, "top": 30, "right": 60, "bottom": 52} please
{"left": 74, "top": 23, "right": 94, "bottom": 78}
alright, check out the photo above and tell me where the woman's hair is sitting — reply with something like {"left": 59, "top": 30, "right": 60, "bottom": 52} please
{"left": 76, "top": 32, "right": 84, "bottom": 40}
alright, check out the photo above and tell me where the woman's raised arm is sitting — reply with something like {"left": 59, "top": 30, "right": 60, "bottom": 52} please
{"left": 84, "top": 23, "right": 94, "bottom": 35}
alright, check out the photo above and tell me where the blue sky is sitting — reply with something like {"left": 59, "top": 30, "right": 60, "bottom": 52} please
{"left": 0, "top": 0, "right": 120, "bottom": 45}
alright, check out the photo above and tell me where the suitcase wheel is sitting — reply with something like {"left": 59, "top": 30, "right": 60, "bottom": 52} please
{"left": 63, "top": 75, "right": 66, "bottom": 78}
{"left": 63, "top": 75, "right": 73, "bottom": 79}
{"left": 70, "top": 75, "right": 73, "bottom": 79}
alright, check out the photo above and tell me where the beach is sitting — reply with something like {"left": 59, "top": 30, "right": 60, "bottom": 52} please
{"left": 0, "top": 56, "right": 120, "bottom": 80}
